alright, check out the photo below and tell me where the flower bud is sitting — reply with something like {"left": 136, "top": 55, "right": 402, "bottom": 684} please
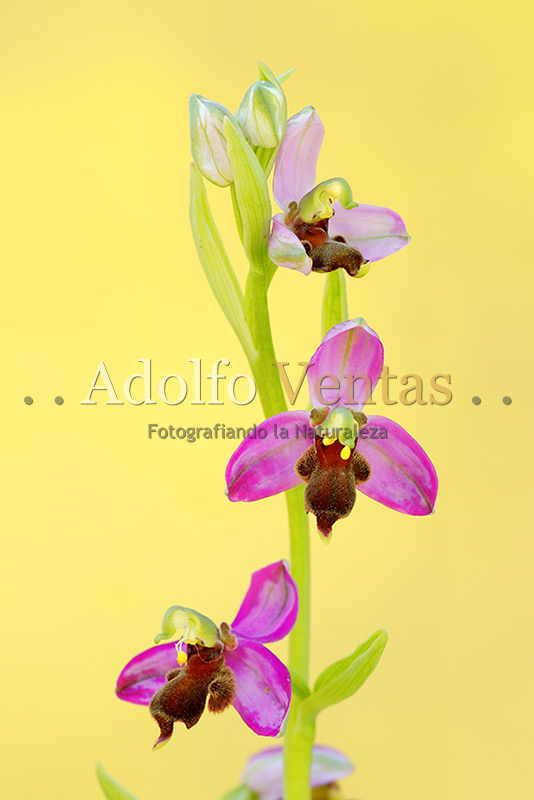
{"left": 235, "top": 78, "right": 285, "bottom": 148}
{"left": 189, "top": 95, "right": 234, "bottom": 187}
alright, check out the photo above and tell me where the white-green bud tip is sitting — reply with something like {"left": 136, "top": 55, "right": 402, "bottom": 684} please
{"left": 189, "top": 95, "right": 234, "bottom": 187}
{"left": 235, "top": 80, "right": 285, "bottom": 149}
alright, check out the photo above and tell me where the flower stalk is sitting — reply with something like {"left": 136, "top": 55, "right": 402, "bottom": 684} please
{"left": 242, "top": 256, "right": 313, "bottom": 800}
{"left": 185, "top": 64, "right": 422, "bottom": 800}
{"left": 220, "top": 107, "right": 314, "bottom": 788}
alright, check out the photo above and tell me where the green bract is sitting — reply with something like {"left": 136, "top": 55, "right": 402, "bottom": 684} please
{"left": 297, "top": 629, "right": 388, "bottom": 725}
{"left": 96, "top": 764, "right": 139, "bottom": 800}
{"left": 224, "top": 116, "right": 272, "bottom": 271}
{"left": 220, "top": 787, "right": 257, "bottom": 800}
{"left": 189, "top": 164, "right": 256, "bottom": 359}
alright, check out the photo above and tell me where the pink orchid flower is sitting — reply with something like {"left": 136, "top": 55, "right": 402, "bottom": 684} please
{"left": 241, "top": 744, "right": 355, "bottom": 800}
{"left": 116, "top": 561, "right": 297, "bottom": 747}
{"left": 268, "top": 107, "right": 410, "bottom": 277}
{"left": 226, "top": 319, "right": 438, "bottom": 541}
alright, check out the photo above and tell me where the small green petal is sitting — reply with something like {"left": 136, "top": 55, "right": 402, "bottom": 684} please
{"left": 298, "top": 178, "right": 358, "bottom": 224}
{"left": 154, "top": 605, "right": 219, "bottom": 647}
{"left": 354, "top": 260, "right": 372, "bottom": 279}
{"left": 321, "top": 407, "right": 358, "bottom": 449}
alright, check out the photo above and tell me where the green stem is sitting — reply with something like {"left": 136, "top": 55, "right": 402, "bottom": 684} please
{"left": 285, "top": 485, "right": 310, "bottom": 682}
{"left": 322, "top": 270, "right": 348, "bottom": 339}
{"left": 243, "top": 262, "right": 312, "bottom": 800}
{"left": 283, "top": 719, "right": 315, "bottom": 800}
{"left": 282, "top": 485, "right": 311, "bottom": 800}
{"left": 246, "top": 268, "right": 286, "bottom": 418}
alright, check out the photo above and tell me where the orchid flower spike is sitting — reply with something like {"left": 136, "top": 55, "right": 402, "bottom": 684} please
{"left": 241, "top": 745, "right": 355, "bottom": 800}
{"left": 269, "top": 107, "right": 410, "bottom": 277}
{"left": 226, "top": 319, "right": 438, "bottom": 542}
{"left": 116, "top": 562, "right": 298, "bottom": 748}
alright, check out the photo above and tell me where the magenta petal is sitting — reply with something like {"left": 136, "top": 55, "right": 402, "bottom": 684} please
{"left": 231, "top": 561, "right": 298, "bottom": 643}
{"left": 269, "top": 216, "right": 312, "bottom": 274}
{"left": 273, "top": 107, "right": 324, "bottom": 212}
{"left": 242, "top": 744, "right": 354, "bottom": 800}
{"left": 307, "top": 319, "right": 384, "bottom": 410}
{"left": 225, "top": 411, "right": 312, "bottom": 502}
{"left": 115, "top": 643, "right": 178, "bottom": 706}
{"left": 329, "top": 202, "right": 410, "bottom": 262}
{"left": 226, "top": 640, "right": 291, "bottom": 737}
{"left": 357, "top": 415, "right": 438, "bottom": 515}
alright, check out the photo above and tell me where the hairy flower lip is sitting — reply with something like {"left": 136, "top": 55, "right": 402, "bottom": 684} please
{"left": 225, "top": 319, "right": 438, "bottom": 536}
{"left": 268, "top": 107, "right": 410, "bottom": 275}
{"left": 115, "top": 561, "right": 298, "bottom": 740}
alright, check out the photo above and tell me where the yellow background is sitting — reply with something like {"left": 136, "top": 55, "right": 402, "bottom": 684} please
{"left": 1, "top": 1, "right": 533, "bottom": 798}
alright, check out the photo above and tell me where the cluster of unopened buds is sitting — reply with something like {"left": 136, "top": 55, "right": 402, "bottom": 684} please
{"left": 98, "top": 63, "right": 438, "bottom": 800}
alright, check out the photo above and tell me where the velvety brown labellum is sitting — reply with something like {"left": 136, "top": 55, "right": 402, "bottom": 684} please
{"left": 149, "top": 643, "right": 236, "bottom": 747}
{"left": 307, "top": 239, "right": 367, "bottom": 277}
{"left": 287, "top": 211, "right": 367, "bottom": 277}
{"left": 295, "top": 438, "right": 371, "bottom": 540}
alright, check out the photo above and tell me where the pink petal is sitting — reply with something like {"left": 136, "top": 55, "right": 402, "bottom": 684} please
{"left": 242, "top": 744, "right": 354, "bottom": 800}
{"left": 329, "top": 202, "right": 410, "bottom": 262}
{"left": 273, "top": 107, "right": 324, "bottom": 212}
{"left": 225, "top": 411, "right": 312, "bottom": 502}
{"left": 231, "top": 561, "right": 298, "bottom": 643}
{"left": 357, "top": 415, "right": 438, "bottom": 514}
{"left": 226, "top": 640, "right": 291, "bottom": 737}
{"left": 307, "top": 319, "right": 384, "bottom": 410}
{"left": 115, "top": 643, "right": 178, "bottom": 706}
{"left": 269, "top": 216, "right": 312, "bottom": 275}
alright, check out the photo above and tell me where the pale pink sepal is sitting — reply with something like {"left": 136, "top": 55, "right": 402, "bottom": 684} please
{"left": 116, "top": 643, "right": 177, "bottom": 706}
{"left": 225, "top": 411, "right": 312, "bottom": 501}
{"left": 307, "top": 319, "right": 384, "bottom": 410}
{"left": 242, "top": 744, "right": 354, "bottom": 800}
{"left": 225, "top": 639, "right": 291, "bottom": 737}
{"left": 273, "top": 107, "right": 324, "bottom": 212}
{"left": 269, "top": 216, "right": 312, "bottom": 274}
{"left": 231, "top": 561, "right": 298, "bottom": 643}
{"left": 329, "top": 202, "right": 410, "bottom": 262}
{"left": 357, "top": 415, "right": 438, "bottom": 515}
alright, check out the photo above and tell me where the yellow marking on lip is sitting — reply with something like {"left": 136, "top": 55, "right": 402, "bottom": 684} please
{"left": 340, "top": 445, "right": 351, "bottom": 460}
